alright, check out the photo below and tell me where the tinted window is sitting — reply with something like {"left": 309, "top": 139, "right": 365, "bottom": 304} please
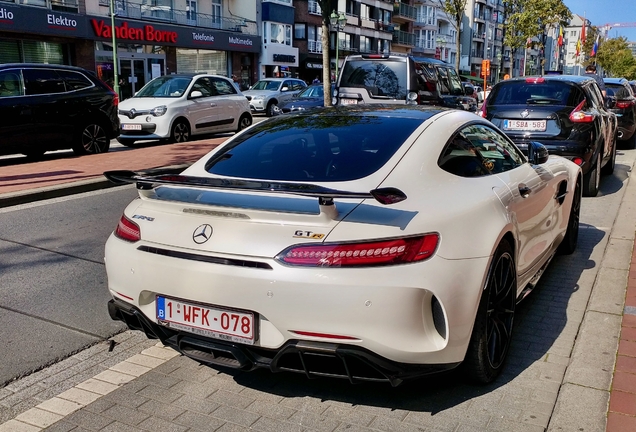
{"left": 606, "top": 83, "right": 632, "bottom": 99}
{"left": 489, "top": 81, "right": 585, "bottom": 107}
{"left": 57, "top": 70, "right": 93, "bottom": 90}
{"left": 339, "top": 60, "right": 407, "bottom": 99}
{"left": 210, "top": 77, "right": 236, "bottom": 95}
{"left": 205, "top": 114, "right": 421, "bottom": 182}
{"left": 439, "top": 124, "right": 524, "bottom": 177}
{"left": 0, "top": 70, "right": 24, "bottom": 97}
{"left": 136, "top": 76, "right": 192, "bottom": 97}
{"left": 23, "top": 68, "right": 65, "bottom": 95}
{"left": 191, "top": 77, "right": 216, "bottom": 96}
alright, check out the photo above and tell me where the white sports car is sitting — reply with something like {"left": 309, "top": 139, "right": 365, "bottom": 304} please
{"left": 104, "top": 106, "right": 582, "bottom": 385}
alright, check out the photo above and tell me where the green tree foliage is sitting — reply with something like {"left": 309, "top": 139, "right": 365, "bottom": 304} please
{"left": 504, "top": 0, "right": 571, "bottom": 75}
{"left": 437, "top": 0, "right": 469, "bottom": 71}
{"left": 596, "top": 37, "right": 636, "bottom": 79}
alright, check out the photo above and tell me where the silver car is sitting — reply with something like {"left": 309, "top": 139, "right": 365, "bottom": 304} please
{"left": 243, "top": 78, "right": 307, "bottom": 116}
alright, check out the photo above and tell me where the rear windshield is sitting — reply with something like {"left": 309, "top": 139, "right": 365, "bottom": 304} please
{"left": 488, "top": 81, "right": 584, "bottom": 106}
{"left": 205, "top": 113, "right": 421, "bottom": 182}
{"left": 606, "top": 84, "right": 632, "bottom": 99}
{"left": 339, "top": 60, "right": 408, "bottom": 99}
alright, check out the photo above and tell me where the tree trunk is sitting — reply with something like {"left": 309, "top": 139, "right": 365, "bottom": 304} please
{"left": 455, "top": 27, "right": 461, "bottom": 72}
{"left": 322, "top": 19, "right": 332, "bottom": 106}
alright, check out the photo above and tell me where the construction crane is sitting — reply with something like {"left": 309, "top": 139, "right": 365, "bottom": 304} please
{"left": 598, "top": 22, "right": 636, "bottom": 38}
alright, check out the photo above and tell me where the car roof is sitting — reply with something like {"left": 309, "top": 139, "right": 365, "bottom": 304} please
{"left": 604, "top": 77, "right": 628, "bottom": 84}
{"left": 284, "top": 104, "right": 448, "bottom": 120}
{"left": 344, "top": 54, "right": 454, "bottom": 67}
{"left": 495, "top": 75, "right": 596, "bottom": 85}
{"left": 0, "top": 63, "right": 92, "bottom": 72}
{"left": 257, "top": 77, "right": 302, "bottom": 82}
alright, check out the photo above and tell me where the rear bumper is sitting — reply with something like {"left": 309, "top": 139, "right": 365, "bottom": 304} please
{"left": 108, "top": 298, "right": 459, "bottom": 386}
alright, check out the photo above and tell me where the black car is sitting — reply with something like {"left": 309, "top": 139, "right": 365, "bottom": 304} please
{"left": 480, "top": 75, "right": 617, "bottom": 197}
{"left": 0, "top": 63, "right": 119, "bottom": 158}
{"left": 604, "top": 77, "right": 636, "bottom": 147}
{"left": 334, "top": 54, "right": 477, "bottom": 112}
{"left": 277, "top": 84, "right": 334, "bottom": 113}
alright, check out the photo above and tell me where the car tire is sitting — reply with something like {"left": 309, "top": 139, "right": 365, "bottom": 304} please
{"left": 266, "top": 101, "right": 278, "bottom": 117}
{"left": 583, "top": 151, "right": 601, "bottom": 197}
{"left": 558, "top": 178, "right": 581, "bottom": 255}
{"left": 463, "top": 239, "right": 516, "bottom": 384}
{"left": 117, "top": 138, "right": 137, "bottom": 147}
{"left": 236, "top": 113, "right": 252, "bottom": 132}
{"left": 73, "top": 122, "right": 110, "bottom": 155}
{"left": 170, "top": 120, "right": 190, "bottom": 143}
{"left": 601, "top": 139, "right": 617, "bottom": 176}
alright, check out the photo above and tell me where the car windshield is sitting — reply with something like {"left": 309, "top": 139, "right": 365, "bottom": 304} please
{"left": 488, "top": 81, "right": 581, "bottom": 106}
{"left": 204, "top": 112, "right": 422, "bottom": 182}
{"left": 339, "top": 60, "right": 408, "bottom": 99}
{"left": 606, "top": 84, "right": 632, "bottom": 99}
{"left": 296, "top": 86, "right": 324, "bottom": 98}
{"left": 251, "top": 80, "right": 282, "bottom": 91}
{"left": 135, "top": 76, "right": 192, "bottom": 98}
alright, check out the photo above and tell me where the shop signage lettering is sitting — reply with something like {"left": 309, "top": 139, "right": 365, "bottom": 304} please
{"left": 0, "top": 7, "right": 14, "bottom": 20}
{"left": 47, "top": 14, "right": 77, "bottom": 28}
{"left": 90, "top": 19, "right": 177, "bottom": 43}
{"left": 229, "top": 36, "right": 252, "bottom": 46}
{"left": 192, "top": 32, "right": 214, "bottom": 42}
{"left": 273, "top": 54, "right": 295, "bottom": 63}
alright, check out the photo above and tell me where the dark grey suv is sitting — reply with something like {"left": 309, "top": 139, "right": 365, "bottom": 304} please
{"left": 0, "top": 63, "right": 119, "bottom": 158}
{"left": 334, "top": 54, "right": 477, "bottom": 111}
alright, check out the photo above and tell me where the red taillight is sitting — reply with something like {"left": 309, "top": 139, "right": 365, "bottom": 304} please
{"left": 278, "top": 234, "right": 439, "bottom": 267}
{"left": 290, "top": 331, "right": 359, "bottom": 340}
{"left": 616, "top": 100, "right": 634, "bottom": 109}
{"left": 569, "top": 100, "right": 594, "bottom": 123}
{"left": 572, "top": 157, "right": 583, "bottom": 166}
{"left": 525, "top": 77, "right": 545, "bottom": 84}
{"left": 101, "top": 80, "right": 119, "bottom": 106}
{"left": 114, "top": 215, "right": 141, "bottom": 242}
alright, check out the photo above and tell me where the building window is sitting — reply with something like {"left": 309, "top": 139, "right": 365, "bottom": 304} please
{"left": 295, "top": 23, "right": 306, "bottom": 39}
{"left": 360, "top": 36, "right": 371, "bottom": 53}
{"left": 266, "top": 22, "right": 292, "bottom": 46}
{"left": 308, "top": 25, "right": 322, "bottom": 53}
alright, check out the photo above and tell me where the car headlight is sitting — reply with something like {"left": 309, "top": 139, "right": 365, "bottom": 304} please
{"left": 252, "top": 96, "right": 263, "bottom": 102}
{"left": 150, "top": 105, "right": 167, "bottom": 116}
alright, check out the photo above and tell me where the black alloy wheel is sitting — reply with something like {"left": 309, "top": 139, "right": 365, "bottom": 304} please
{"left": 266, "top": 101, "right": 278, "bottom": 117}
{"left": 583, "top": 151, "right": 601, "bottom": 197}
{"left": 75, "top": 123, "right": 110, "bottom": 155}
{"left": 558, "top": 179, "right": 581, "bottom": 255}
{"left": 171, "top": 120, "right": 190, "bottom": 143}
{"left": 464, "top": 240, "right": 516, "bottom": 384}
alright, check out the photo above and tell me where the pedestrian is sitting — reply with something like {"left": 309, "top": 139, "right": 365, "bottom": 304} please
{"left": 584, "top": 64, "right": 606, "bottom": 98}
{"left": 231, "top": 74, "right": 241, "bottom": 91}
{"left": 312, "top": 76, "right": 320, "bottom": 85}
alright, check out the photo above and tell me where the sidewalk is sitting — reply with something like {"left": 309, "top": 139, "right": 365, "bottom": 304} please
{"left": 1, "top": 139, "right": 636, "bottom": 431}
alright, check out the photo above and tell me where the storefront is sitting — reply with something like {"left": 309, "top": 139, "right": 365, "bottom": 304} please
{"left": 0, "top": 3, "right": 260, "bottom": 99}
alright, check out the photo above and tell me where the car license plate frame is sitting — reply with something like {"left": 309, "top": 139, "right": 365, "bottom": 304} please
{"left": 156, "top": 296, "right": 255, "bottom": 345}
{"left": 503, "top": 119, "right": 547, "bottom": 131}
{"left": 122, "top": 124, "right": 142, "bottom": 131}
{"left": 340, "top": 98, "right": 358, "bottom": 105}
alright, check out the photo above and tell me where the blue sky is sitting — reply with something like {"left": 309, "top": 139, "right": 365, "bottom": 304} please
{"left": 562, "top": 0, "right": 636, "bottom": 42}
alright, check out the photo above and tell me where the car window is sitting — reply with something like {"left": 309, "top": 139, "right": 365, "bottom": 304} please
{"left": 489, "top": 81, "right": 585, "bottom": 107}
{"left": 606, "top": 83, "right": 632, "bottom": 99}
{"left": 439, "top": 124, "right": 525, "bottom": 177}
{"left": 204, "top": 114, "right": 422, "bottom": 182}
{"left": 23, "top": 68, "right": 66, "bottom": 95}
{"left": 291, "top": 80, "right": 306, "bottom": 91}
{"left": 339, "top": 59, "right": 408, "bottom": 99}
{"left": 56, "top": 70, "right": 93, "bottom": 91}
{"left": 192, "top": 77, "right": 216, "bottom": 97}
{"left": 136, "top": 76, "right": 191, "bottom": 97}
{"left": 251, "top": 80, "right": 281, "bottom": 91}
{"left": 437, "top": 66, "right": 463, "bottom": 95}
{"left": 0, "top": 70, "right": 24, "bottom": 97}
{"left": 586, "top": 82, "right": 604, "bottom": 108}
{"left": 210, "top": 77, "right": 236, "bottom": 95}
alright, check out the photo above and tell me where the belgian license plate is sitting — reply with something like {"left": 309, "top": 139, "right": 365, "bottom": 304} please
{"left": 122, "top": 124, "right": 142, "bottom": 131}
{"left": 503, "top": 119, "right": 546, "bottom": 131}
{"left": 156, "top": 296, "right": 255, "bottom": 344}
{"left": 340, "top": 98, "right": 358, "bottom": 105}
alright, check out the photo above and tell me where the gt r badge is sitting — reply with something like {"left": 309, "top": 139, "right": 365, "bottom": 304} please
{"left": 193, "top": 224, "right": 213, "bottom": 244}
{"left": 293, "top": 230, "right": 325, "bottom": 239}
{"left": 520, "top": 109, "right": 529, "bottom": 118}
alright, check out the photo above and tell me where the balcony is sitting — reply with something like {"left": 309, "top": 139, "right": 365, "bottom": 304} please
{"left": 308, "top": 0, "right": 321, "bottom": 16}
{"left": 308, "top": 39, "right": 322, "bottom": 54}
{"left": 392, "top": 29, "right": 415, "bottom": 47}
{"left": 392, "top": 2, "right": 417, "bottom": 23}
{"left": 2, "top": 0, "right": 79, "bottom": 13}
{"left": 97, "top": 0, "right": 257, "bottom": 35}
{"left": 414, "top": 36, "right": 434, "bottom": 52}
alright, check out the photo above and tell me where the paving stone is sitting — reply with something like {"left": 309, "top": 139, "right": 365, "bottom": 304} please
{"left": 173, "top": 410, "right": 225, "bottom": 431}
{"left": 171, "top": 394, "right": 219, "bottom": 415}
{"left": 245, "top": 399, "right": 296, "bottom": 421}
{"left": 57, "top": 388, "right": 102, "bottom": 406}
{"left": 100, "top": 403, "right": 150, "bottom": 426}
{"left": 207, "top": 389, "right": 255, "bottom": 410}
{"left": 136, "top": 384, "right": 184, "bottom": 404}
{"left": 137, "top": 398, "right": 186, "bottom": 421}
{"left": 108, "top": 361, "right": 151, "bottom": 378}
{"left": 37, "top": 397, "right": 84, "bottom": 416}
{"left": 64, "top": 409, "right": 115, "bottom": 431}
{"left": 288, "top": 410, "right": 342, "bottom": 431}
{"left": 0, "top": 419, "right": 42, "bottom": 432}
{"left": 136, "top": 416, "right": 188, "bottom": 432}
{"left": 76, "top": 379, "right": 119, "bottom": 396}
{"left": 210, "top": 404, "right": 260, "bottom": 427}
{"left": 41, "top": 420, "right": 78, "bottom": 432}
{"left": 125, "top": 354, "right": 167, "bottom": 370}
{"left": 92, "top": 370, "right": 136, "bottom": 386}
{"left": 100, "top": 421, "right": 144, "bottom": 432}
{"left": 244, "top": 416, "right": 309, "bottom": 432}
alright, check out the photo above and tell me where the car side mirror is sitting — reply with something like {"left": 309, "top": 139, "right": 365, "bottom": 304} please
{"left": 189, "top": 90, "right": 204, "bottom": 99}
{"left": 281, "top": 86, "right": 289, "bottom": 92}
{"left": 527, "top": 141, "right": 549, "bottom": 165}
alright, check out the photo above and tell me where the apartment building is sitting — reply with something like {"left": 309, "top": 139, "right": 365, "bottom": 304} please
{"left": 561, "top": 14, "right": 589, "bottom": 75}
{"left": 0, "top": 0, "right": 259, "bottom": 98}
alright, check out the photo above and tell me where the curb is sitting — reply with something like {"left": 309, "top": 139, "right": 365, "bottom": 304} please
{"left": 0, "top": 164, "right": 191, "bottom": 209}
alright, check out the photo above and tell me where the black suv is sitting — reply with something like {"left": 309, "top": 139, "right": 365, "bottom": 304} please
{"left": 0, "top": 63, "right": 119, "bottom": 158}
{"left": 480, "top": 75, "right": 617, "bottom": 197}
{"left": 334, "top": 54, "right": 477, "bottom": 111}
{"left": 604, "top": 77, "right": 636, "bottom": 147}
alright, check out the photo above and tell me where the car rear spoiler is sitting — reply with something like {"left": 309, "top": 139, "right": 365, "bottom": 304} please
{"left": 104, "top": 170, "right": 407, "bottom": 220}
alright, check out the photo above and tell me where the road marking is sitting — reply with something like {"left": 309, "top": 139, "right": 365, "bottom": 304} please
{"left": 0, "top": 342, "right": 179, "bottom": 431}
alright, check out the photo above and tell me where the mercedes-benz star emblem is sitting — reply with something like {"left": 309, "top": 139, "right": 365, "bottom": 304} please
{"left": 192, "top": 224, "right": 213, "bottom": 244}
{"left": 520, "top": 109, "right": 529, "bottom": 118}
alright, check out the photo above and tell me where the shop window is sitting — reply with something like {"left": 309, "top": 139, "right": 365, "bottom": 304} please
{"left": 0, "top": 40, "right": 21, "bottom": 64}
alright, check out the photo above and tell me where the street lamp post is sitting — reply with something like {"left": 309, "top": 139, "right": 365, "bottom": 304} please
{"left": 496, "top": 53, "right": 502, "bottom": 84}
{"left": 330, "top": 11, "right": 347, "bottom": 82}
{"left": 109, "top": 0, "right": 119, "bottom": 99}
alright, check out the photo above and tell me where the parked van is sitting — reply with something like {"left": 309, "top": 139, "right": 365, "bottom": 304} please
{"left": 333, "top": 54, "right": 477, "bottom": 111}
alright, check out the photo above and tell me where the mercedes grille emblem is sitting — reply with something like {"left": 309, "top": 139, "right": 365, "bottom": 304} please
{"left": 520, "top": 109, "right": 529, "bottom": 118}
{"left": 192, "top": 224, "right": 213, "bottom": 244}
